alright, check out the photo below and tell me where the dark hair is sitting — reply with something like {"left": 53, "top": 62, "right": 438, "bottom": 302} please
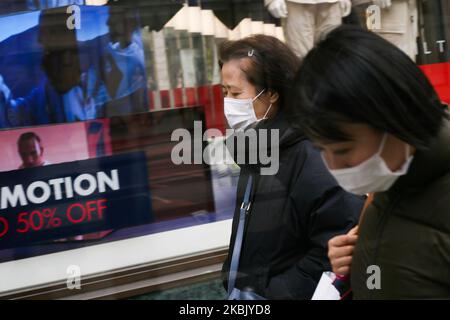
{"left": 18, "top": 132, "right": 41, "bottom": 147}
{"left": 219, "top": 34, "right": 300, "bottom": 111}
{"left": 290, "top": 25, "right": 448, "bottom": 150}
{"left": 38, "top": 7, "right": 78, "bottom": 48}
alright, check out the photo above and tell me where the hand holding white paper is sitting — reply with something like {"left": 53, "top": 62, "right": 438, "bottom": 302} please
{"left": 311, "top": 272, "right": 341, "bottom": 300}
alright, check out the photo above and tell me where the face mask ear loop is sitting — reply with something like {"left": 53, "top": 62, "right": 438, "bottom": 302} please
{"left": 261, "top": 103, "right": 272, "bottom": 120}
{"left": 252, "top": 88, "right": 266, "bottom": 102}
{"left": 377, "top": 133, "right": 388, "bottom": 156}
{"left": 405, "top": 143, "right": 411, "bottom": 161}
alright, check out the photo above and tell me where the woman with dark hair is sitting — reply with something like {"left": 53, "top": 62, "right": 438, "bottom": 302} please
{"left": 291, "top": 25, "right": 450, "bottom": 299}
{"left": 219, "top": 34, "right": 364, "bottom": 300}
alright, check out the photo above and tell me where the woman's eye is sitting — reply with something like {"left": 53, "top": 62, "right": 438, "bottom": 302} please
{"left": 333, "top": 148, "right": 351, "bottom": 155}
{"left": 222, "top": 90, "right": 242, "bottom": 98}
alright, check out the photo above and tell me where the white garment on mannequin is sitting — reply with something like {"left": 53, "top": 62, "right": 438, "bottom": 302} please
{"left": 265, "top": 0, "right": 348, "bottom": 58}
{"left": 268, "top": 0, "right": 342, "bottom": 3}
{"left": 265, "top": 0, "right": 346, "bottom": 8}
{"left": 267, "top": 0, "right": 288, "bottom": 18}
{"left": 285, "top": 2, "right": 343, "bottom": 58}
{"left": 372, "top": 0, "right": 392, "bottom": 9}
{"left": 369, "top": 0, "right": 418, "bottom": 61}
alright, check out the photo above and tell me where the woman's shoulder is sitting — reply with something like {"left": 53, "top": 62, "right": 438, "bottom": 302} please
{"left": 283, "top": 138, "right": 324, "bottom": 169}
{"left": 282, "top": 138, "right": 341, "bottom": 192}
{"left": 418, "top": 170, "right": 450, "bottom": 232}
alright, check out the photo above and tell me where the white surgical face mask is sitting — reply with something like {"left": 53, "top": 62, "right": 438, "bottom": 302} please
{"left": 323, "top": 134, "right": 414, "bottom": 195}
{"left": 224, "top": 89, "right": 272, "bottom": 131}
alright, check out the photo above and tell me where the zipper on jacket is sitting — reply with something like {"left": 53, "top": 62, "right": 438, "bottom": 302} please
{"left": 241, "top": 174, "right": 257, "bottom": 247}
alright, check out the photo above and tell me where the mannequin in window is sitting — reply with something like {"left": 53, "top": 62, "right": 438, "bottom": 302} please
{"left": 265, "top": 0, "right": 352, "bottom": 58}
{"left": 353, "top": 0, "right": 418, "bottom": 61}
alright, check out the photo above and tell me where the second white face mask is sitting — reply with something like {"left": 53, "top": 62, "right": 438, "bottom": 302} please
{"left": 323, "top": 134, "right": 414, "bottom": 195}
{"left": 224, "top": 89, "right": 271, "bottom": 131}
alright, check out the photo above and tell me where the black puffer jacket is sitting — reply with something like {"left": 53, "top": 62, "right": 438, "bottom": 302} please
{"left": 222, "top": 112, "right": 365, "bottom": 299}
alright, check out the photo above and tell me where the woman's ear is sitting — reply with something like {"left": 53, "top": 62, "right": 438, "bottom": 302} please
{"left": 268, "top": 90, "right": 279, "bottom": 104}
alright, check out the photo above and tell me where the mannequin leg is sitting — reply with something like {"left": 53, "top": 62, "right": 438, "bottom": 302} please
{"left": 314, "top": 2, "right": 343, "bottom": 44}
{"left": 284, "top": 2, "right": 315, "bottom": 58}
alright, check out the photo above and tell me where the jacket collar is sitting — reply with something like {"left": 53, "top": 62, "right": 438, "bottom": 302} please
{"left": 254, "top": 111, "right": 305, "bottom": 149}
{"left": 227, "top": 111, "right": 306, "bottom": 171}
{"left": 390, "top": 119, "right": 450, "bottom": 193}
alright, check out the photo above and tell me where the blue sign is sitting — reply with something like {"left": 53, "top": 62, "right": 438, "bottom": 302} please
{"left": 0, "top": 151, "right": 152, "bottom": 249}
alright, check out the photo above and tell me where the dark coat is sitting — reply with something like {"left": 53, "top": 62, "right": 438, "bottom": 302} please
{"left": 351, "top": 120, "right": 450, "bottom": 299}
{"left": 222, "top": 113, "right": 365, "bottom": 299}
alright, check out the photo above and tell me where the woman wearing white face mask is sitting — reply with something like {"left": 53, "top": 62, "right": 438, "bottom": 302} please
{"left": 219, "top": 35, "right": 365, "bottom": 300}
{"left": 291, "top": 26, "right": 450, "bottom": 299}
{"left": 224, "top": 88, "right": 273, "bottom": 132}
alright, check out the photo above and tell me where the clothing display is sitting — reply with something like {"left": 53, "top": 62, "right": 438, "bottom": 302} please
{"left": 265, "top": 0, "right": 350, "bottom": 57}
{"left": 353, "top": 0, "right": 418, "bottom": 60}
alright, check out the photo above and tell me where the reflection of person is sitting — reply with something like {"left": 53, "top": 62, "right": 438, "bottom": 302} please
{"left": 27, "top": 0, "right": 85, "bottom": 10}
{"left": 265, "top": 0, "right": 352, "bottom": 58}
{"left": 17, "top": 132, "right": 51, "bottom": 169}
{"left": 98, "top": 5, "right": 147, "bottom": 117}
{"left": 0, "top": 7, "right": 107, "bottom": 128}
{"left": 219, "top": 35, "right": 364, "bottom": 299}
{"left": 0, "top": 74, "right": 10, "bottom": 127}
{"left": 292, "top": 26, "right": 450, "bottom": 298}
